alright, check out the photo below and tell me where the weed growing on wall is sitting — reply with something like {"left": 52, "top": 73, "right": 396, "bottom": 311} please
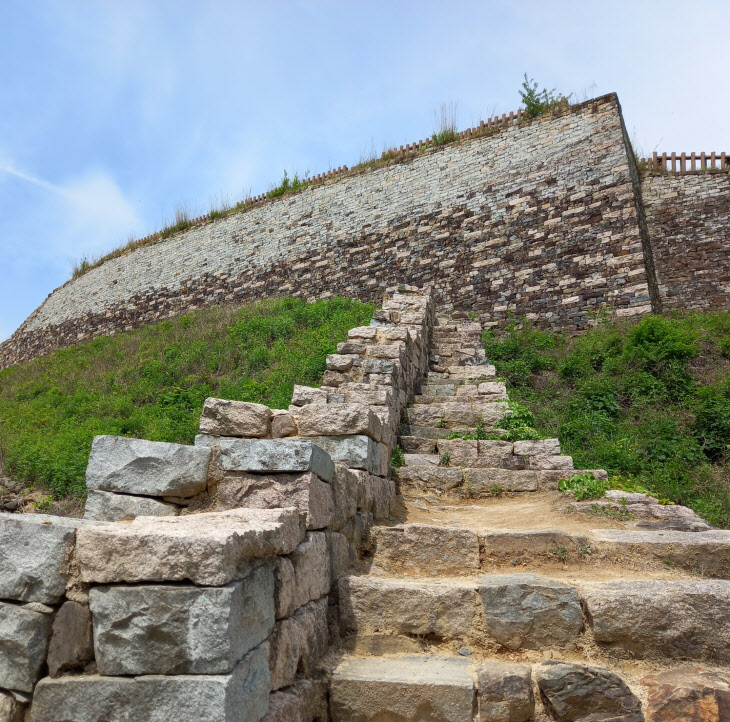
{"left": 0, "top": 296, "right": 373, "bottom": 500}
{"left": 267, "top": 170, "right": 306, "bottom": 199}
{"left": 431, "top": 102, "right": 459, "bottom": 146}
{"left": 483, "top": 311, "right": 730, "bottom": 527}
{"left": 519, "top": 74, "right": 568, "bottom": 118}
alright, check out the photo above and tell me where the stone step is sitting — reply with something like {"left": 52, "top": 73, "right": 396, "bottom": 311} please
{"left": 396, "top": 465, "right": 550, "bottom": 494}
{"left": 403, "top": 402, "right": 508, "bottom": 430}
{"left": 329, "top": 655, "right": 475, "bottom": 722}
{"left": 337, "top": 573, "right": 730, "bottom": 662}
{"left": 370, "top": 523, "right": 730, "bottom": 579}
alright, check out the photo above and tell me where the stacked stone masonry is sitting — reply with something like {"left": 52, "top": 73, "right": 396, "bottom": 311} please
{"left": 2, "top": 93, "right": 659, "bottom": 369}
{"left": 0, "top": 285, "right": 433, "bottom": 720}
{"left": 643, "top": 171, "right": 730, "bottom": 312}
{"left": 3, "top": 286, "right": 730, "bottom": 720}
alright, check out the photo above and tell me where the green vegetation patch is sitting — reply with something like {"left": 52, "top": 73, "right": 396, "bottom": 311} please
{"left": 484, "top": 312, "right": 730, "bottom": 527}
{"left": 0, "top": 296, "right": 373, "bottom": 500}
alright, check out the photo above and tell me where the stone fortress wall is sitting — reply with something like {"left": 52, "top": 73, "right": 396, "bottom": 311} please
{"left": 0, "top": 93, "right": 728, "bottom": 371}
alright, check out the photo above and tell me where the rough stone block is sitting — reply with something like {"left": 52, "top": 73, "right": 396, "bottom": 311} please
{"left": 0, "top": 691, "right": 25, "bottom": 722}
{"left": 86, "top": 435, "right": 210, "bottom": 497}
{"left": 464, "top": 468, "right": 538, "bottom": 492}
{"left": 337, "top": 382, "right": 393, "bottom": 406}
{"left": 199, "top": 398, "right": 271, "bottom": 437}
{"left": 215, "top": 471, "right": 333, "bottom": 530}
{"left": 47, "top": 601, "right": 94, "bottom": 677}
{"left": 330, "top": 465, "right": 359, "bottom": 531}
{"left": 90, "top": 564, "right": 273, "bottom": 675}
{"left": 513, "top": 439, "right": 561, "bottom": 456}
{"left": 641, "top": 665, "right": 730, "bottom": 721}
{"left": 31, "top": 644, "right": 270, "bottom": 722}
{"left": 296, "top": 403, "right": 382, "bottom": 441}
{"left": 330, "top": 655, "right": 475, "bottom": 722}
{"left": 436, "top": 439, "right": 479, "bottom": 458}
{"left": 269, "top": 598, "right": 328, "bottom": 691}
{"left": 263, "top": 679, "right": 328, "bottom": 722}
{"left": 328, "top": 530, "right": 358, "bottom": 582}
{"left": 527, "top": 454, "right": 574, "bottom": 470}
{"left": 270, "top": 410, "right": 297, "bottom": 438}
{"left": 481, "top": 530, "right": 590, "bottom": 561}
{"left": 0, "top": 512, "right": 99, "bottom": 604}
{"left": 478, "top": 574, "right": 583, "bottom": 650}
{"left": 217, "top": 438, "right": 335, "bottom": 482}
{"left": 0, "top": 601, "right": 54, "bottom": 693}
{"left": 584, "top": 580, "right": 730, "bottom": 662}
{"left": 84, "top": 489, "right": 178, "bottom": 521}
{"left": 305, "top": 435, "right": 384, "bottom": 476}
{"left": 288, "top": 532, "right": 331, "bottom": 610}
{"left": 477, "top": 662, "right": 534, "bottom": 722}
{"left": 355, "top": 471, "right": 395, "bottom": 520}
{"left": 338, "top": 576, "right": 476, "bottom": 639}
{"left": 373, "top": 524, "right": 480, "bottom": 575}
{"left": 396, "top": 465, "right": 463, "bottom": 492}
{"left": 77, "top": 507, "right": 302, "bottom": 585}
{"left": 536, "top": 661, "right": 643, "bottom": 722}
{"left": 291, "top": 385, "right": 328, "bottom": 406}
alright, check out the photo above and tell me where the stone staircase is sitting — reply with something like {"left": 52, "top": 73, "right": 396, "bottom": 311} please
{"left": 328, "top": 313, "right": 730, "bottom": 721}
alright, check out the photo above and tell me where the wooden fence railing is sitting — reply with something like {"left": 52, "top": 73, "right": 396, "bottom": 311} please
{"left": 647, "top": 152, "right": 730, "bottom": 174}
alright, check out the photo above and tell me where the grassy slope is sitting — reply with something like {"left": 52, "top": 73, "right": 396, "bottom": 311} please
{"left": 484, "top": 311, "right": 730, "bottom": 528}
{"left": 0, "top": 297, "right": 373, "bottom": 500}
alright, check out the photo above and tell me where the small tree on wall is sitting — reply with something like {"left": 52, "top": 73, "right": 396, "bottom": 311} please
{"left": 519, "top": 74, "right": 568, "bottom": 118}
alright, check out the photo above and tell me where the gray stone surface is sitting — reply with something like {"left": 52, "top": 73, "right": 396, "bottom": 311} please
{"left": 306, "top": 435, "right": 385, "bottom": 476}
{"left": 31, "top": 643, "right": 270, "bottom": 722}
{"left": 463, "top": 468, "right": 538, "bottom": 492}
{"left": 0, "top": 512, "right": 98, "bottom": 604}
{"left": 0, "top": 691, "right": 25, "bottom": 722}
{"left": 77, "top": 507, "right": 302, "bottom": 585}
{"left": 288, "top": 532, "right": 331, "bottom": 610}
{"left": 270, "top": 410, "right": 297, "bottom": 438}
{"left": 217, "top": 438, "right": 335, "bottom": 482}
{"left": 296, "top": 403, "right": 382, "bottom": 441}
{"left": 584, "top": 579, "right": 730, "bottom": 662}
{"left": 396, "top": 465, "right": 463, "bottom": 492}
{"left": 330, "top": 655, "right": 475, "bottom": 722}
{"left": 535, "top": 661, "right": 643, "bottom": 721}
{"left": 47, "top": 601, "right": 94, "bottom": 677}
{"left": 199, "top": 398, "right": 271, "bottom": 438}
{"left": 86, "top": 435, "right": 210, "bottom": 497}
{"left": 269, "top": 598, "right": 328, "bottom": 691}
{"left": 90, "top": 564, "right": 274, "bottom": 675}
{"left": 84, "top": 489, "right": 178, "bottom": 521}
{"left": 330, "top": 465, "right": 359, "bottom": 531}
{"left": 214, "top": 471, "right": 334, "bottom": 530}
{"left": 291, "top": 385, "right": 328, "bottom": 406}
{"left": 513, "top": 439, "right": 561, "bottom": 456}
{"left": 477, "top": 662, "right": 534, "bottom": 722}
{"left": 373, "top": 524, "right": 480, "bottom": 575}
{"left": 478, "top": 574, "right": 583, "bottom": 650}
{"left": 263, "top": 679, "right": 328, "bottom": 722}
{"left": 355, "top": 471, "right": 395, "bottom": 521}
{"left": 0, "top": 601, "right": 54, "bottom": 693}
{"left": 338, "top": 576, "right": 477, "bottom": 639}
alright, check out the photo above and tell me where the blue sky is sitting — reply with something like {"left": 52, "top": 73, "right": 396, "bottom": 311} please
{"left": 1, "top": 1, "right": 728, "bottom": 342}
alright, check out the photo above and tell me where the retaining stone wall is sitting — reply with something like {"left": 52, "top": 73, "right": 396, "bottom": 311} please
{"left": 0, "top": 94, "right": 653, "bottom": 370}
{"left": 643, "top": 172, "right": 730, "bottom": 311}
{"left": 0, "top": 286, "right": 433, "bottom": 721}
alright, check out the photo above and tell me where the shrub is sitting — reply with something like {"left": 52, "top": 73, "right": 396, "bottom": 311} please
{"left": 519, "top": 74, "right": 566, "bottom": 118}
{"left": 267, "top": 170, "right": 306, "bottom": 199}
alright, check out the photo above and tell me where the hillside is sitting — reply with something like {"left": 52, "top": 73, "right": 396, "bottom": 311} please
{"left": 0, "top": 296, "right": 373, "bottom": 504}
{"left": 485, "top": 311, "right": 730, "bottom": 527}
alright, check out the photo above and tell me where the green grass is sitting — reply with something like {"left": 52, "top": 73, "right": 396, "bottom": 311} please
{"left": 484, "top": 311, "right": 730, "bottom": 528}
{"left": 0, "top": 296, "right": 373, "bottom": 501}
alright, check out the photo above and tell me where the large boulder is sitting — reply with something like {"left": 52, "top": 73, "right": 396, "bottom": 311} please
{"left": 76, "top": 508, "right": 302, "bottom": 585}
{"left": 0, "top": 513, "right": 100, "bottom": 603}
{"left": 0, "top": 601, "right": 54, "bottom": 693}
{"left": 338, "top": 576, "right": 477, "bottom": 639}
{"left": 641, "top": 665, "right": 730, "bottom": 721}
{"left": 199, "top": 398, "right": 271, "bottom": 438}
{"left": 584, "top": 580, "right": 730, "bottom": 662}
{"left": 535, "top": 661, "right": 643, "bottom": 721}
{"left": 90, "top": 564, "right": 274, "bottom": 675}
{"left": 86, "top": 436, "right": 210, "bottom": 497}
{"left": 478, "top": 574, "right": 583, "bottom": 650}
{"left": 214, "top": 438, "right": 335, "bottom": 482}
{"left": 31, "top": 644, "right": 269, "bottom": 722}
